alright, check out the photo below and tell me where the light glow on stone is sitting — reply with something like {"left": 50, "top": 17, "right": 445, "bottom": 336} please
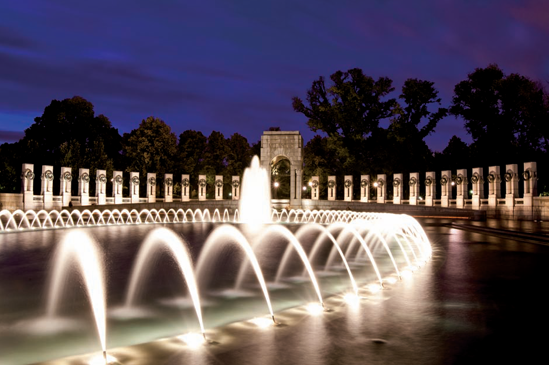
{"left": 367, "top": 283, "right": 382, "bottom": 293}
{"left": 400, "top": 270, "right": 413, "bottom": 279}
{"left": 306, "top": 302, "right": 324, "bottom": 316}
{"left": 88, "top": 353, "right": 117, "bottom": 365}
{"left": 249, "top": 317, "right": 273, "bottom": 328}
{"left": 343, "top": 293, "right": 360, "bottom": 305}
{"left": 179, "top": 333, "right": 205, "bottom": 348}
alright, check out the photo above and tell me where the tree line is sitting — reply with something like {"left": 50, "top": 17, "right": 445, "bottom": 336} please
{"left": 0, "top": 96, "right": 259, "bottom": 198}
{"left": 1, "top": 64, "right": 547, "bottom": 199}
{"left": 295, "top": 64, "right": 549, "bottom": 199}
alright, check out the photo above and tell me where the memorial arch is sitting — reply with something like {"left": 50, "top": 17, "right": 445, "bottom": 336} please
{"left": 260, "top": 131, "right": 303, "bottom": 208}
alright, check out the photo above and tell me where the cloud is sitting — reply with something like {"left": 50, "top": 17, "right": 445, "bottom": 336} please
{"left": 0, "top": 25, "right": 37, "bottom": 51}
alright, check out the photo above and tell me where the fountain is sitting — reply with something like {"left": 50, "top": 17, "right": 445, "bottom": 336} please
{"left": 239, "top": 155, "right": 272, "bottom": 225}
{"left": 0, "top": 156, "right": 432, "bottom": 365}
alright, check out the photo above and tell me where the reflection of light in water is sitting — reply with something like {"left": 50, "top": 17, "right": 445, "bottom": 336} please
{"left": 179, "top": 333, "right": 205, "bottom": 348}
{"left": 88, "top": 352, "right": 117, "bottom": 365}
{"left": 306, "top": 302, "right": 324, "bottom": 316}
{"left": 249, "top": 317, "right": 273, "bottom": 328}
{"left": 384, "top": 276, "right": 398, "bottom": 285}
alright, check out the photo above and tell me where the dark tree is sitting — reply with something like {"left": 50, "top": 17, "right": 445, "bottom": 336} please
{"left": 433, "top": 135, "right": 470, "bottom": 171}
{"left": 302, "top": 135, "right": 342, "bottom": 199}
{"left": 450, "top": 64, "right": 548, "bottom": 166}
{"left": 122, "top": 116, "right": 177, "bottom": 180}
{"left": 0, "top": 142, "right": 22, "bottom": 193}
{"left": 225, "top": 133, "right": 252, "bottom": 177}
{"left": 251, "top": 140, "right": 261, "bottom": 159}
{"left": 200, "top": 131, "right": 228, "bottom": 197}
{"left": 292, "top": 68, "right": 396, "bottom": 175}
{"left": 20, "top": 96, "right": 121, "bottom": 177}
{"left": 177, "top": 130, "right": 207, "bottom": 185}
{"left": 225, "top": 133, "right": 252, "bottom": 198}
{"left": 385, "top": 78, "right": 448, "bottom": 172}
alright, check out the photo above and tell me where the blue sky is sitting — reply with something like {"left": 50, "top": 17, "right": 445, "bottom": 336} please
{"left": 0, "top": 0, "right": 548, "bottom": 151}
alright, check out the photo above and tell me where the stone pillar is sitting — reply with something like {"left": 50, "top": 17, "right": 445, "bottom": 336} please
{"left": 471, "top": 168, "right": 484, "bottom": 210}
{"left": 130, "top": 172, "right": 140, "bottom": 203}
{"left": 425, "top": 172, "right": 436, "bottom": 206}
{"left": 147, "top": 173, "right": 156, "bottom": 203}
{"left": 393, "top": 173, "right": 403, "bottom": 204}
{"left": 523, "top": 162, "right": 537, "bottom": 208}
{"left": 504, "top": 164, "right": 518, "bottom": 208}
{"left": 344, "top": 175, "right": 353, "bottom": 201}
{"left": 231, "top": 176, "right": 240, "bottom": 200}
{"left": 164, "top": 174, "right": 173, "bottom": 203}
{"left": 440, "top": 170, "right": 451, "bottom": 208}
{"left": 455, "top": 169, "right": 467, "bottom": 209}
{"left": 21, "top": 163, "right": 35, "bottom": 210}
{"left": 360, "top": 175, "right": 370, "bottom": 202}
{"left": 181, "top": 174, "right": 190, "bottom": 201}
{"left": 60, "top": 167, "right": 72, "bottom": 207}
{"left": 41, "top": 165, "right": 54, "bottom": 210}
{"left": 96, "top": 169, "right": 107, "bottom": 205}
{"left": 198, "top": 174, "right": 207, "bottom": 201}
{"left": 294, "top": 169, "right": 303, "bottom": 207}
{"left": 327, "top": 176, "right": 336, "bottom": 201}
{"left": 112, "top": 171, "right": 123, "bottom": 204}
{"left": 289, "top": 168, "right": 296, "bottom": 205}
{"left": 311, "top": 176, "right": 319, "bottom": 200}
{"left": 214, "top": 175, "right": 223, "bottom": 200}
{"left": 376, "top": 174, "right": 386, "bottom": 204}
{"left": 78, "top": 168, "right": 90, "bottom": 206}
{"left": 409, "top": 173, "right": 419, "bottom": 205}
{"left": 260, "top": 130, "right": 303, "bottom": 207}
{"left": 487, "top": 166, "right": 501, "bottom": 210}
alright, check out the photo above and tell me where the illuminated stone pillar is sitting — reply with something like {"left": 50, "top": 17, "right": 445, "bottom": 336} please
{"left": 164, "top": 174, "right": 173, "bottom": 203}
{"left": 78, "top": 168, "right": 90, "bottom": 206}
{"left": 523, "top": 162, "right": 537, "bottom": 207}
{"left": 376, "top": 174, "right": 386, "bottom": 204}
{"left": 440, "top": 170, "right": 451, "bottom": 208}
{"left": 231, "top": 176, "right": 240, "bottom": 200}
{"left": 112, "top": 171, "right": 123, "bottom": 204}
{"left": 425, "top": 172, "right": 435, "bottom": 207}
{"left": 41, "top": 165, "right": 54, "bottom": 210}
{"left": 344, "top": 175, "right": 353, "bottom": 201}
{"left": 21, "top": 163, "right": 34, "bottom": 210}
{"left": 327, "top": 176, "right": 336, "bottom": 201}
{"left": 504, "top": 164, "right": 518, "bottom": 208}
{"left": 147, "top": 173, "right": 156, "bottom": 203}
{"left": 295, "top": 169, "right": 303, "bottom": 206}
{"left": 214, "top": 175, "right": 223, "bottom": 200}
{"left": 487, "top": 166, "right": 501, "bottom": 210}
{"left": 60, "top": 167, "right": 72, "bottom": 207}
{"left": 181, "top": 174, "right": 190, "bottom": 201}
{"left": 96, "top": 169, "right": 107, "bottom": 205}
{"left": 130, "top": 172, "right": 140, "bottom": 203}
{"left": 471, "top": 168, "right": 484, "bottom": 210}
{"left": 360, "top": 175, "right": 370, "bottom": 202}
{"left": 455, "top": 169, "right": 467, "bottom": 209}
{"left": 393, "top": 173, "right": 403, "bottom": 204}
{"left": 409, "top": 172, "right": 419, "bottom": 205}
{"left": 311, "top": 176, "right": 319, "bottom": 200}
{"left": 198, "top": 174, "right": 207, "bottom": 201}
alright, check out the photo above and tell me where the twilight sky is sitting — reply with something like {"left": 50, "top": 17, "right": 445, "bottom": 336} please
{"left": 0, "top": 0, "right": 548, "bottom": 151}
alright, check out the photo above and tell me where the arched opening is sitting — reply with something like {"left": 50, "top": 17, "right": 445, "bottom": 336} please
{"left": 271, "top": 156, "right": 291, "bottom": 200}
